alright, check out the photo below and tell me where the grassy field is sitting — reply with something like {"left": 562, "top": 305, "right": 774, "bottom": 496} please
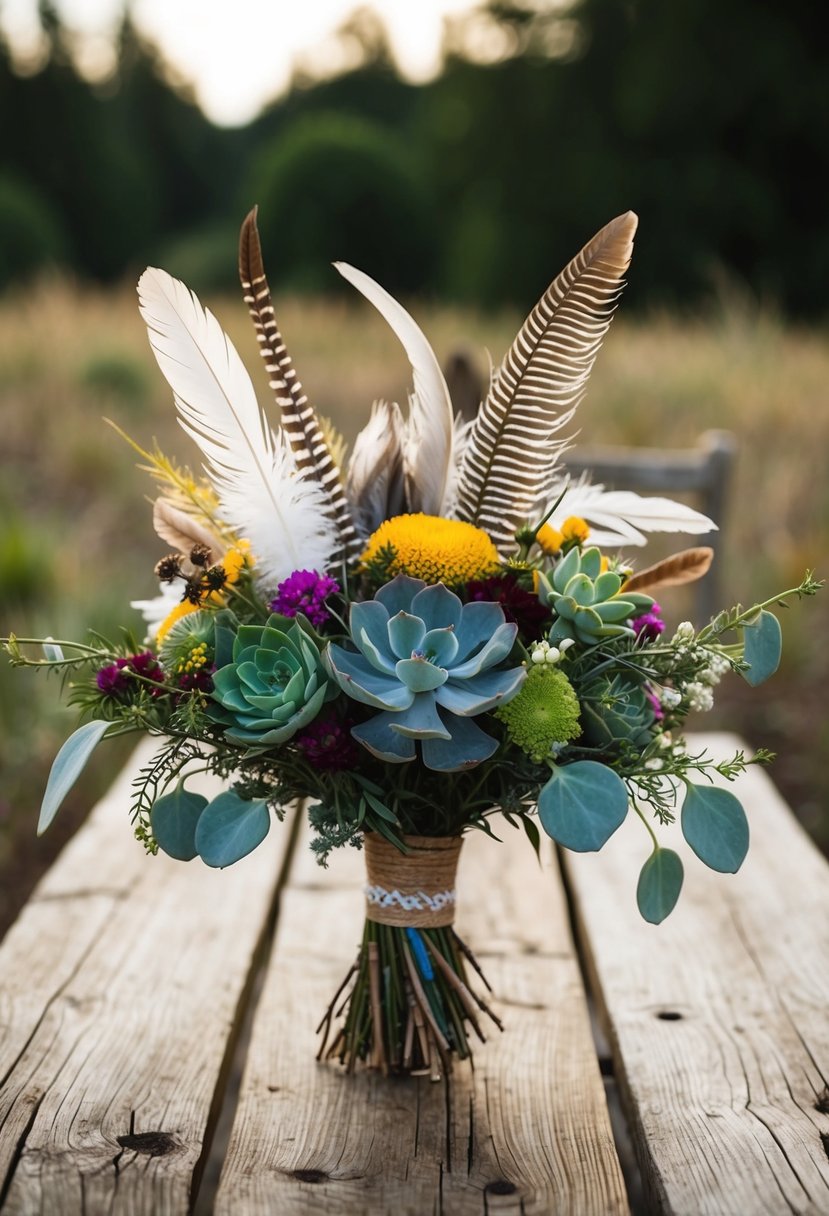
{"left": 1, "top": 276, "right": 827, "bottom": 934}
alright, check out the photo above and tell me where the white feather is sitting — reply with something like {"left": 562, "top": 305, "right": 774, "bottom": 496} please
{"left": 138, "top": 268, "right": 335, "bottom": 588}
{"left": 334, "top": 262, "right": 455, "bottom": 516}
{"left": 545, "top": 481, "right": 717, "bottom": 547}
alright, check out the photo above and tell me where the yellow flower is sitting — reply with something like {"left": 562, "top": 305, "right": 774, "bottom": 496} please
{"left": 537, "top": 523, "right": 564, "bottom": 555}
{"left": 537, "top": 516, "right": 590, "bottom": 556}
{"left": 561, "top": 516, "right": 590, "bottom": 544}
{"left": 221, "top": 546, "right": 249, "bottom": 586}
{"left": 156, "top": 599, "right": 199, "bottom": 643}
{"left": 361, "top": 514, "right": 499, "bottom": 585}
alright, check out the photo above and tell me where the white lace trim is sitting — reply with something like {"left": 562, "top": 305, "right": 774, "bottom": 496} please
{"left": 364, "top": 884, "right": 457, "bottom": 913}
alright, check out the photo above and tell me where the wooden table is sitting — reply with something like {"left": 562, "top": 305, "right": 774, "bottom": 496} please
{"left": 1, "top": 733, "right": 828, "bottom": 1214}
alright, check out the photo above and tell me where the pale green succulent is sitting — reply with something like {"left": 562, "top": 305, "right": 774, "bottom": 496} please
{"left": 537, "top": 546, "right": 653, "bottom": 645}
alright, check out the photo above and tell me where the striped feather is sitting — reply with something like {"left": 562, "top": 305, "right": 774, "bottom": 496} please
{"left": 238, "top": 207, "right": 359, "bottom": 561}
{"left": 454, "top": 212, "right": 638, "bottom": 551}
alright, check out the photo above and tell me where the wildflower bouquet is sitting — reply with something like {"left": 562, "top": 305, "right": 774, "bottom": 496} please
{"left": 4, "top": 210, "right": 819, "bottom": 1079}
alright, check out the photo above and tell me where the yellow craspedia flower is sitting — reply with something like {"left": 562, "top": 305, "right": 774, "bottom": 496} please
{"left": 361, "top": 514, "right": 499, "bottom": 586}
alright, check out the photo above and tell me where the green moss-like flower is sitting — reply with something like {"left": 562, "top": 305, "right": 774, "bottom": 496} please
{"left": 495, "top": 665, "right": 581, "bottom": 761}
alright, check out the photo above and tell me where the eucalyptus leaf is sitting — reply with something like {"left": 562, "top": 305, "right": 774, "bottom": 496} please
{"left": 194, "top": 791, "right": 271, "bottom": 867}
{"left": 741, "top": 610, "right": 782, "bottom": 686}
{"left": 150, "top": 787, "right": 208, "bottom": 861}
{"left": 538, "top": 761, "right": 629, "bottom": 852}
{"left": 636, "top": 848, "right": 684, "bottom": 924}
{"left": 38, "top": 720, "right": 111, "bottom": 836}
{"left": 681, "top": 784, "right": 749, "bottom": 873}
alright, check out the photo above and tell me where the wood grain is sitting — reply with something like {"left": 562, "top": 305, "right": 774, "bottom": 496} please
{"left": 0, "top": 740, "right": 290, "bottom": 1214}
{"left": 563, "top": 731, "right": 829, "bottom": 1215}
{"left": 215, "top": 822, "right": 629, "bottom": 1215}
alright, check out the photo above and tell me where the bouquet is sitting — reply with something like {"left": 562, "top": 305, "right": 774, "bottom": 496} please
{"left": 4, "top": 209, "right": 819, "bottom": 1080}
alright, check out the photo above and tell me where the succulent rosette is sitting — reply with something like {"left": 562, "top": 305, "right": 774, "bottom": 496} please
{"left": 210, "top": 617, "right": 336, "bottom": 748}
{"left": 324, "top": 575, "right": 525, "bottom": 771}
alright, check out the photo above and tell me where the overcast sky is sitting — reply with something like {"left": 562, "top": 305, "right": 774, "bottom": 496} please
{"left": 0, "top": 0, "right": 485, "bottom": 124}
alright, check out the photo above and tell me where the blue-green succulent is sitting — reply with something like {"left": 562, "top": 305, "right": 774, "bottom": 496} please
{"left": 580, "top": 673, "right": 657, "bottom": 748}
{"left": 210, "top": 617, "right": 335, "bottom": 748}
{"left": 325, "top": 575, "right": 525, "bottom": 771}
{"left": 538, "top": 546, "right": 654, "bottom": 645}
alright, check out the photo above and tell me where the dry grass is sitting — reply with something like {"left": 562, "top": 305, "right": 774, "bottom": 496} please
{"left": 1, "top": 276, "right": 827, "bottom": 932}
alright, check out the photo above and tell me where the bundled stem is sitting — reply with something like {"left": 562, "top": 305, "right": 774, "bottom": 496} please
{"left": 317, "top": 921, "right": 500, "bottom": 1078}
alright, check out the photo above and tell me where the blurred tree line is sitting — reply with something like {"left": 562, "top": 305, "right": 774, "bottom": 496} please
{"left": 1, "top": 0, "right": 827, "bottom": 314}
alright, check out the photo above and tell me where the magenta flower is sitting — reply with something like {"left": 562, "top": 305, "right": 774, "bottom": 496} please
{"left": 295, "top": 714, "right": 360, "bottom": 771}
{"left": 271, "top": 569, "right": 341, "bottom": 628}
{"left": 96, "top": 652, "right": 165, "bottom": 698}
{"left": 632, "top": 602, "right": 665, "bottom": 643}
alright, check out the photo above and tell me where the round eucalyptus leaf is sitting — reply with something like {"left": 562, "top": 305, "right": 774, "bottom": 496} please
{"left": 681, "top": 784, "right": 749, "bottom": 873}
{"left": 636, "top": 848, "right": 684, "bottom": 924}
{"left": 195, "top": 791, "right": 271, "bottom": 868}
{"left": 538, "top": 761, "right": 629, "bottom": 852}
{"left": 741, "top": 609, "right": 782, "bottom": 686}
{"left": 150, "top": 787, "right": 208, "bottom": 861}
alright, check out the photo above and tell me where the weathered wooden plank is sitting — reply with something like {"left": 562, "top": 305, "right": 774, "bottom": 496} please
{"left": 563, "top": 731, "right": 829, "bottom": 1216}
{"left": 0, "top": 740, "right": 290, "bottom": 1215}
{"left": 215, "top": 820, "right": 629, "bottom": 1215}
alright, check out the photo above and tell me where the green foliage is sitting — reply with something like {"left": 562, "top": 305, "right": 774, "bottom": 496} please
{"left": 150, "top": 785, "right": 207, "bottom": 861}
{"left": 0, "top": 172, "right": 67, "bottom": 287}
{"left": 37, "top": 719, "right": 110, "bottom": 835}
{"left": 680, "top": 784, "right": 750, "bottom": 873}
{"left": 194, "top": 791, "right": 271, "bottom": 867}
{"left": 0, "top": 511, "right": 54, "bottom": 606}
{"left": 249, "top": 112, "right": 436, "bottom": 294}
{"left": 741, "top": 610, "right": 782, "bottom": 686}
{"left": 636, "top": 847, "right": 684, "bottom": 924}
{"left": 77, "top": 351, "right": 150, "bottom": 408}
{"left": 538, "top": 760, "right": 629, "bottom": 852}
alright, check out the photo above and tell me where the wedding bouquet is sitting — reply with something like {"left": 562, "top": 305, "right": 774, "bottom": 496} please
{"left": 4, "top": 209, "right": 819, "bottom": 1079}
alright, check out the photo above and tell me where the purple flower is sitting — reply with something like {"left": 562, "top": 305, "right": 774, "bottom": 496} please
{"left": 632, "top": 602, "right": 665, "bottom": 643}
{"left": 295, "top": 714, "right": 360, "bottom": 771}
{"left": 271, "top": 569, "right": 341, "bottom": 629}
{"left": 96, "top": 652, "right": 165, "bottom": 698}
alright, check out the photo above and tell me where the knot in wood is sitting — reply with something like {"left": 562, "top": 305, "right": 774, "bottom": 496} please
{"left": 363, "top": 833, "right": 462, "bottom": 928}
{"left": 116, "top": 1131, "right": 179, "bottom": 1157}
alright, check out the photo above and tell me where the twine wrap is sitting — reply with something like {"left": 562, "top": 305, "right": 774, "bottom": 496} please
{"left": 364, "top": 833, "right": 463, "bottom": 928}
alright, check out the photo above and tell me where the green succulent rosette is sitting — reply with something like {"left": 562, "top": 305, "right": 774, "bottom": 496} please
{"left": 538, "top": 545, "right": 654, "bottom": 645}
{"left": 209, "top": 616, "right": 335, "bottom": 748}
{"left": 580, "top": 673, "right": 657, "bottom": 748}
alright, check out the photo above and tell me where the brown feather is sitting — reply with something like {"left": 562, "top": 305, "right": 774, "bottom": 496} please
{"left": 623, "top": 547, "right": 714, "bottom": 594}
{"left": 152, "top": 498, "right": 224, "bottom": 561}
{"left": 238, "top": 208, "right": 359, "bottom": 561}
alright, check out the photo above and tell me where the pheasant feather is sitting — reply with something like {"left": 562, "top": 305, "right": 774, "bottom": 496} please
{"left": 137, "top": 267, "right": 335, "bottom": 589}
{"left": 454, "top": 212, "right": 638, "bottom": 550}
{"left": 239, "top": 208, "right": 359, "bottom": 561}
